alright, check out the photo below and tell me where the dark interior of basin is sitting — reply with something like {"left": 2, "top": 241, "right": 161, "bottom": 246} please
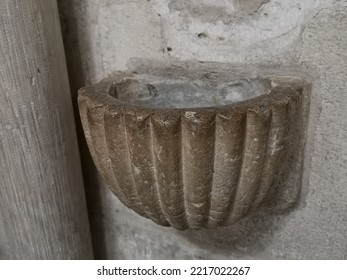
{"left": 110, "top": 76, "right": 272, "bottom": 109}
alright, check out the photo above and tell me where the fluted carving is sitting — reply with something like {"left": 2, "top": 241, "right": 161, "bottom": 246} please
{"left": 78, "top": 65, "right": 310, "bottom": 230}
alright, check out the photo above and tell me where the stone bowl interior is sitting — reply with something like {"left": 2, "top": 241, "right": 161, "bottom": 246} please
{"left": 110, "top": 76, "right": 272, "bottom": 109}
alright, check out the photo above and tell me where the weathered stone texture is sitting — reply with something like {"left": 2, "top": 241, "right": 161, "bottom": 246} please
{"left": 58, "top": 0, "right": 347, "bottom": 259}
{"left": 79, "top": 63, "right": 311, "bottom": 230}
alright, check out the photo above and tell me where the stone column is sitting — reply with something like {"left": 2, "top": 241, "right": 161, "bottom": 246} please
{"left": 0, "top": 0, "right": 93, "bottom": 259}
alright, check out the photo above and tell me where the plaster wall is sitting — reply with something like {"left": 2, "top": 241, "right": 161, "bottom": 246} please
{"left": 59, "top": 0, "right": 347, "bottom": 259}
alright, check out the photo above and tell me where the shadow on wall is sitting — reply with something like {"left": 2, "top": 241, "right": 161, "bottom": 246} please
{"left": 177, "top": 209, "right": 288, "bottom": 257}
{"left": 57, "top": 1, "right": 108, "bottom": 260}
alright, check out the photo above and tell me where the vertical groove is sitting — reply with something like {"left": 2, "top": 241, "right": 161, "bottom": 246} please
{"left": 181, "top": 116, "right": 188, "bottom": 227}
{"left": 124, "top": 114, "right": 169, "bottom": 226}
{"left": 221, "top": 111, "right": 248, "bottom": 226}
{"left": 151, "top": 116, "right": 187, "bottom": 229}
{"left": 267, "top": 94, "right": 303, "bottom": 208}
{"left": 226, "top": 108, "right": 271, "bottom": 224}
{"left": 181, "top": 113, "right": 215, "bottom": 229}
{"left": 207, "top": 112, "right": 246, "bottom": 227}
{"left": 78, "top": 97, "right": 97, "bottom": 169}
{"left": 149, "top": 117, "right": 163, "bottom": 220}
{"left": 180, "top": 116, "right": 188, "bottom": 226}
{"left": 250, "top": 102, "right": 290, "bottom": 209}
{"left": 103, "top": 110, "right": 147, "bottom": 216}
{"left": 85, "top": 103, "right": 134, "bottom": 209}
{"left": 121, "top": 114, "right": 149, "bottom": 216}
{"left": 206, "top": 114, "right": 217, "bottom": 225}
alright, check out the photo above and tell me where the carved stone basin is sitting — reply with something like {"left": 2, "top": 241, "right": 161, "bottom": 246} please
{"left": 78, "top": 61, "right": 311, "bottom": 230}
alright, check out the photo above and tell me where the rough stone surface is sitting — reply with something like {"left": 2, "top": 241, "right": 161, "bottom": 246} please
{"left": 58, "top": 0, "right": 347, "bottom": 259}
{"left": 79, "top": 63, "right": 311, "bottom": 230}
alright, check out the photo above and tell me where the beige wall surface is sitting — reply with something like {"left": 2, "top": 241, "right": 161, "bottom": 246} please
{"left": 58, "top": 0, "right": 347, "bottom": 259}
